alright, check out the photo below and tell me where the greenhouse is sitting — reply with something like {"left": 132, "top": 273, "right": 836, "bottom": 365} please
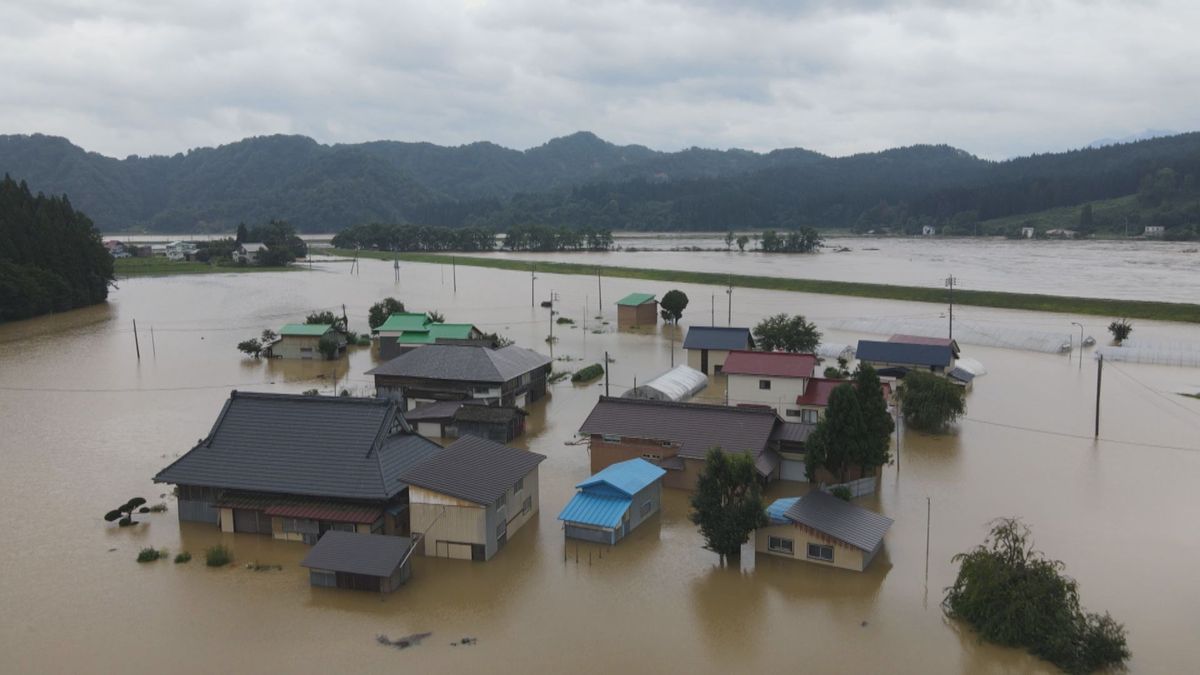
{"left": 830, "top": 317, "right": 1073, "bottom": 354}
{"left": 622, "top": 365, "right": 708, "bottom": 402}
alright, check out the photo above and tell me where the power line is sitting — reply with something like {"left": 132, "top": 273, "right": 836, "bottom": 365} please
{"left": 961, "top": 416, "right": 1197, "bottom": 453}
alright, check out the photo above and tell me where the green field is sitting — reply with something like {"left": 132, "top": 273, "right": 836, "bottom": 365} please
{"left": 114, "top": 258, "right": 300, "bottom": 277}
{"left": 332, "top": 248, "right": 1200, "bottom": 323}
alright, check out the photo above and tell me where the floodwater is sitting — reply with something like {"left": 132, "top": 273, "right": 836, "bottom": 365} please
{"left": 2, "top": 255, "right": 1199, "bottom": 674}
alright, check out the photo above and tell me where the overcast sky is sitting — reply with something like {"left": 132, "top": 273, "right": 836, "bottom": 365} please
{"left": 1, "top": 0, "right": 1197, "bottom": 159}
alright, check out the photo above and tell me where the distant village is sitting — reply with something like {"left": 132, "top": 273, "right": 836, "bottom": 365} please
{"left": 147, "top": 290, "right": 977, "bottom": 593}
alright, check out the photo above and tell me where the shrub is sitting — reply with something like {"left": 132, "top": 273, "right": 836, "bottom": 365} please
{"left": 830, "top": 486, "right": 853, "bottom": 501}
{"left": 205, "top": 544, "right": 233, "bottom": 567}
{"left": 1107, "top": 318, "right": 1133, "bottom": 344}
{"left": 556, "top": 316, "right": 574, "bottom": 324}
{"left": 900, "top": 370, "right": 966, "bottom": 433}
{"left": 571, "top": 363, "right": 605, "bottom": 383}
{"left": 823, "top": 366, "right": 843, "bottom": 379}
{"left": 137, "top": 547, "right": 165, "bottom": 563}
{"left": 147, "top": 503, "right": 168, "bottom": 513}
{"left": 174, "top": 551, "right": 192, "bottom": 564}
{"left": 104, "top": 497, "right": 147, "bottom": 527}
{"left": 317, "top": 334, "right": 340, "bottom": 360}
{"left": 356, "top": 334, "right": 371, "bottom": 346}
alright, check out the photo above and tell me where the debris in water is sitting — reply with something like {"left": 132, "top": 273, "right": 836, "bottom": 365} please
{"left": 244, "top": 562, "right": 283, "bottom": 571}
{"left": 861, "top": 621, "right": 869, "bottom": 627}
{"left": 377, "top": 632, "right": 432, "bottom": 650}
{"left": 108, "top": 548, "right": 117, "bottom": 552}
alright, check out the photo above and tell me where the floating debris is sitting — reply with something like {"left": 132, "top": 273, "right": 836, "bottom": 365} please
{"left": 377, "top": 632, "right": 432, "bottom": 650}
{"left": 244, "top": 562, "right": 283, "bottom": 571}
{"left": 451, "top": 636, "right": 478, "bottom": 646}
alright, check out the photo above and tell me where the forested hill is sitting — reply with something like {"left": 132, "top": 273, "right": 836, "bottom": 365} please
{"left": 0, "top": 130, "right": 1197, "bottom": 233}
{"left": 0, "top": 175, "right": 114, "bottom": 322}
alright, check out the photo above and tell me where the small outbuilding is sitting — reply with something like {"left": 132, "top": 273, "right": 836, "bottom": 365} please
{"left": 755, "top": 490, "right": 893, "bottom": 572}
{"left": 300, "top": 531, "right": 413, "bottom": 593}
{"left": 403, "top": 400, "right": 526, "bottom": 442}
{"left": 272, "top": 323, "right": 345, "bottom": 359}
{"left": 683, "top": 326, "right": 756, "bottom": 375}
{"left": 558, "top": 458, "right": 667, "bottom": 544}
{"left": 616, "top": 293, "right": 658, "bottom": 329}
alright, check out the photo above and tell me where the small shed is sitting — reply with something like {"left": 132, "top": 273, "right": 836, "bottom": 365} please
{"left": 621, "top": 365, "right": 707, "bottom": 402}
{"left": 616, "top": 293, "right": 658, "bottom": 328}
{"left": 300, "top": 531, "right": 413, "bottom": 592}
{"left": 273, "top": 323, "right": 343, "bottom": 359}
{"left": 558, "top": 458, "right": 667, "bottom": 544}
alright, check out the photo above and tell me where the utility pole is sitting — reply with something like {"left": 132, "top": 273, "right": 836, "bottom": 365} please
{"left": 604, "top": 351, "right": 610, "bottom": 397}
{"left": 393, "top": 255, "right": 399, "bottom": 282}
{"left": 924, "top": 497, "right": 931, "bottom": 590}
{"left": 132, "top": 319, "right": 141, "bottom": 360}
{"left": 150, "top": 326, "right": 157, "bottom": 358}
{"left": 1094, "top": 353, "right": 1103, "bottom": 438}
{"left": 1071, "top": 321, "right": 1084, "bottom": 367}
{"left": 711, "top": 294, "right": 715, "bottom": 326}
{"left": 726, "top": 275, "right": 733, "bottom": 326}
{"left": 452, "top": 256, "right": 457, "bottom": 293}
{"left": 944, "top": 275, "right": 957, "bottom": 341}
{"left": 531, "top": 265, "right": 536, "bottom": 307}
{"left": 548, "top": 291, "right": 559, "bottom": 347}
{"left": 597, "top": 267, "right": 602, "bottom": 310}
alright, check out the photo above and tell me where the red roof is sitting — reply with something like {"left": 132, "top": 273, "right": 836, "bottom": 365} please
{"left": 795, "top": 379, "right": 892, "bottom": 408}
{"left": 722, "top": 350, "right": 817, "bottom": 378}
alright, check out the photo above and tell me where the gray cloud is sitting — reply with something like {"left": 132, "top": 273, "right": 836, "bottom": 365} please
{"left": 0, "top": 0, "right": 1195, "bottom": 159}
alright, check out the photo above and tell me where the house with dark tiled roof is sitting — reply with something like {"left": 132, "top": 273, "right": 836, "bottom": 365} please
{"left": 367, "top": 343, "right": 552, "bottom": 414}
{"left": 857, "top": 334, "right": 972, "bottom": 386}
{"left": 402, "top": 399, "right": 526, "bottom": 442}
{"left": 578, "top": 396, "right": 782, "bottom": 490}
{"left": 153, "top": 391, "right": 441, "bottom": 543}
{"left": 401, "top": 436, "right": 546, "bottom": 561}
{"left": 683, "top": 326, "right": 755, "bottom": 375}
{"left": 756, "top": 490, "right": 893, "bottom": 572}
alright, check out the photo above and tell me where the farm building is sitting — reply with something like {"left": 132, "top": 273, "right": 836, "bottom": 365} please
{"left": 621, "top": 365, "right": 708, "bottom": 402}
{"left": 558, "top": 458, "right": 666, "bottom": 544}
{"left": 616, "top": 293, "right": 658, "bottom": 329}
{"left": 401, "top": 436, "right": 546, "bottom": 561}
{"left": 857, "top": 334, "right": 972, "bottom": 386}
{"left": 402, "top": 400, "right": 526, "bottom": 442}
{"left": 755, "top": 490, "right": 893, "bottom": 572}
{"left": 367, "top": 343, "right": 552, "bottom": 410}
{"left": 300, "top": 531, "right": 413, "bottom": 593}
{"left": 271, "top": 323, "right": 345, "bottom": 359}
{"left": 374, "top": 312, "right": 483, "bottom": 360}
{"left": 683, "top": 326, "right": 755, "bottom": 375}
{"left": 153, "top": 391, "right": 441, "bottom": 542}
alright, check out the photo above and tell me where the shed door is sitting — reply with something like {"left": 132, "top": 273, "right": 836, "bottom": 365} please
{"left": 700, "top": 350, "right": 708, "bottom": 374}
{"left": 233, "top": 509, "right": 270, "bottom": 534}
{"left": 781, "top": 459, "right": 808, "bottom": 482}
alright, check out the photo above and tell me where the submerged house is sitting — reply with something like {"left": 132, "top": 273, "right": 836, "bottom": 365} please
{"left": 367, "top": 343, "right": 552, "bottom": 411}
{"left": 402, "top": 399, "right": 526, "bottom": 442}
{"left": 755, "top": 490, "right": 893, "bottom": 572}
{"left": 616, "top": 293, "right": 658, "bottom": 329}
{"left": 271, "top": 323, "right": 346, "bottom": 359}
{"left": 558, "top": 458, "right": 666, "bottom": 544}
{"left": 153, "top": 392, "right": 441, "bottom": 542}
{"left": 374, "top": 312, "right": 483, "bottom": 360}
{"left": 578, "top": 397, "right": 781, "bottom": 490}
{"left": 301, "top": 531, "right": 413, "bottom": 593}
{"left": 620, "top": 365, "right": 708, "bottom": 402}
{"left": 684, "top": 326, "right": 756, "bottom": 375}
{"left": 856, "top": 334, "right": 972, "bottom": 386}
{"left": 401, "top": 436, "right": 545, "bottom": 561}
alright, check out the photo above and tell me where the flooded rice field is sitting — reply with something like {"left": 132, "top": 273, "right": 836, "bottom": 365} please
{"left": 467, "top": 233, "right": 1200, "bottom": 303}
{"left": 2, "top": 255, "right": 1199, "bottom": 673}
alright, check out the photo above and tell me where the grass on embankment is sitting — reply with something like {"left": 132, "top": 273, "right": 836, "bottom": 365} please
{"left": 114, "top": 258, "right": 301, "bottom": 278}
{"left": 332, "top": 248, "right": 1200, "bottom": 324}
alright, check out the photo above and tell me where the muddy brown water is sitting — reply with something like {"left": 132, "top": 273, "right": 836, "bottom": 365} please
{"left": 2, "top": 257, "right": 1199, "bottom": 673}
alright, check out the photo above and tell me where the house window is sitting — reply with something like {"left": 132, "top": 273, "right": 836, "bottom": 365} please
{"left": 802, "top": 409, "right": 818, "bottom": 424}
{"left": 642, "top": 452, "right": 662, "bottom": 461}
{"left": 768, "top": 536, "right": 794, "bottom": 555}
{"left": 496, "top": 492, "right": 507, "bottom": 508}
{"left": 640, "top": 501, "right": 652, "bottom": 517}
{"left": 785, "top": 409, "right": 802, "bottom": 417}
{"left": 496, "top": 522, "right": 506, "bottom": 539}
{"left": 807, "top": 543, "right": 834, "bottom": 562}
{"left": 299, "top": 347, "right": 313, "bottom": 353}
{"left": 514, "top": 477, "right": 524, "bottom": 493}
{"left": 522, "top": 496, "right": 532, "bottom": 514}
{"left": 602, "top": 434, "right": 621, "bottom": 443}
{"left": 759, "top": 379, "right": 771, "bottom": 390}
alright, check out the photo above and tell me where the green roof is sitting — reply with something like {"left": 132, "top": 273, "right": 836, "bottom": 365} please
{"left": 396, "top": 323, "right": 477, "bottom": 345}
{"left": 616, "top": 292, "right": 656, "bottom": 307}
{"left": 376, "top": 313, "right": 431, "bottom": 333}
{"left": 280, "top": 323, "right": 333, "bottom": 337}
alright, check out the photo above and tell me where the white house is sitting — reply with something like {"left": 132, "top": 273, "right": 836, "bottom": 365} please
{"left": 165, "top": 240, "right": 198, "bottom": 261}
{"left": 722, "top": 350, "right": 819, "bottom": 420}
{"left": 232, "top": 242, "right": 267, "bottom": 264}
{"left": 921, "top": 225, "right": 937, "bottom": 236}
{"left": 1020, "top": 226, "right": 1035, "bottom": 239}
{"left": 1144, "top": 225, "right": 1166, "bottom": 237}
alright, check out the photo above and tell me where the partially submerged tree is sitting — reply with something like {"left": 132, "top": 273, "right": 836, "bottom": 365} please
{"left": 659, "top": 289, "right": 689, "bottom": 325}
{"left": 944, "top": 518, "right": 1129, "bottom": 674}
{"left": 724, "top": 230, "right": 735, "bottom": 250}
{"left": 689, "top": 448, "right": 768, "bottom": 561}
{"left": 1108, "top": 318, "right": 1133, "bottom": 344}
{"left": 736, "top": 234, "right": 749, "bottom": 252}
{"left": 899, "top": 370, "right": 965, "bottom": 433}
{"left": 427, "top": 310, "right": 445, "bottom": 323}
{"left": 753, "top": 313, "right": 821, "bottom": 353}
{"left": 853, "top": 364, "right": 895, "bottom": 468}
{"left": 317, "top": 333, "right": 340, "bottom": 360}
{"left": 104, "top": 497, "right": 147, "bottom": 527}
{"left": 237, "top": 339, "right": 263, "bottom": 358}
{"left": 368, "top": 297, "right": 406, "bottom": 330}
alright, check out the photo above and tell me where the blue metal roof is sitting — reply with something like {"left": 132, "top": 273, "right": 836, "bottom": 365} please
{"left": 856, "top": 340, "right": 954, "bottom": 368}
{"left": 765, "top": 497, "right": 801, "bottom": 524}
{"left": 557, "top": 493, "right": 631, "bottom": 529}
{"left": 683, "top": 326, "right": 755, "bottom": 351}
{"left": 576, "top": 458, "right": 666, "bottom": 496}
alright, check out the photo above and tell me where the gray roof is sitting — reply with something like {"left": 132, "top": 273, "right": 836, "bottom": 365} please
{"left": 454, "top": 405, "right": 522, "bottom": 424}
{"left": 154, "top": 391, "right": 442, "bottom": 501}
{"left": 402, "top": 400, "right": 482, "bottom": 422}
{"left": 772, "top": 422, "right": 816, "bottom": 444}
{"left": 366, "top": 344, "right": 551, "bottom": 383}
{"left": 856, "top": 340, "right": 954, "bottom": 368}
{"left": 399, "top": 435, "right": 545, "bottom": 505}
{"left": 300, "top": 531, "right": 412, "bottom": 576}
{"left": 579, "top": 397, "right": 779, "bottom": 467}
{"left": 683, "top": 326, "right": 756, "bottom": 351}
{"left": 784, "top": 490, "right": 894, "bottom": 552}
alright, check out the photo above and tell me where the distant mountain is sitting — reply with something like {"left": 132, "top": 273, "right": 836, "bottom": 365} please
{"left": 1088, "top": 129, "right": 1178, "bottom": 149}
{"left": 1, "top": 130, "right": 1198, "bottom": 233}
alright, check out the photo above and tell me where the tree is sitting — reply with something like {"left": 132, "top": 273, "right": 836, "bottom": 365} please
{"left": 104, "top": 497, "right": 147, "bottom": 527}
{"left": 899, "top": 370, "right": 965, "bottom": 433}
{"left": 804, "top": 385, "right": 870, "bottom": 483}
{"left": 736, "top": 234, "right": 749, "bottom": 252}
{"left": 853, "top": 364, "right": 895, "bottom": 472}
{"left": 368, "top": 297, "right": 406, "bottom": 330}
{"left": 659, "top": 289, "right": 689, "bottom": 324}
{"left": 237, "top": 339, "right": 263, "bottom": 358}
{"left": 235, "top": 223, "right": 248, "bottom": 244}
{"left": 689, "top": 448, "right": 767, "bottom": 561}
{"left": 260, "top": 329, "right": 277, "bottom": 343}
{"left": 724, "top": 231, "right": 735, "bottom": 250}
{"left": 944, "top": 519, "right": 1130, "bottom": 674}
{"left": 1078, "top": 203, "right": 1094, "bottom": 235}
{"left": 306, "top": 310, "right": 346, "bottom": 333}
{"left": 752, "top": 313, "right": 821, "bottom": 353}
{"left": 427, "top": 310, "right": 445, "bottom": 323}
{"left": 1108, "top": 318, "right": 1133, "bottom": 344}
{"left": 317, "top": 334, "right": 340, "bottom": 360}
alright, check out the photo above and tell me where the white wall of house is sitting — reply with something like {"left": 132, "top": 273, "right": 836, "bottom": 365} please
{"left": 727, "top": 373, "right": 809, "bottom": 417}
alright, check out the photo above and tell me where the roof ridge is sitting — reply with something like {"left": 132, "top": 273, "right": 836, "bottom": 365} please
{"left": 231, "top": 390, "right": 391, "bottom": 406}
{"left": 596, "top": 395, "right": 779, "bottom": 416}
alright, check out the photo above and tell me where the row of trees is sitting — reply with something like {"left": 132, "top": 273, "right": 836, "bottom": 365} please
{"left": 195, "top": 220, "right": 307, "bottom": 266}
{"left": 760, "top": 228, "right": 822, "bottom": 252}
{"left": 331, "top": 223, "right": 497, "bottom": 251}
{"left": 502, "top": 224, "right": 614, "bottom": 251}
{"left": 0, "top": 176, "right": 114, "bottom": 322}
